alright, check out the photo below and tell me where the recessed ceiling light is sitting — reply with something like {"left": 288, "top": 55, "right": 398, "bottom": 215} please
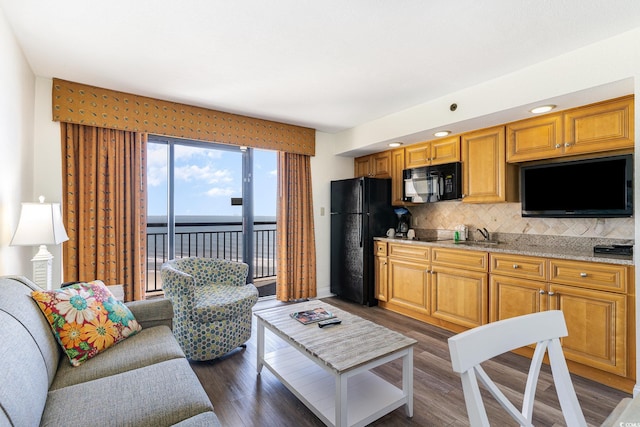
{"left": 530, "top": 105, "right": 556, "bottom": 114}
{"left": 434, "top": 131, "right": 451, "bottom": 137}
{"left": 388, "top": 142, "right": 403, "bottom": 148}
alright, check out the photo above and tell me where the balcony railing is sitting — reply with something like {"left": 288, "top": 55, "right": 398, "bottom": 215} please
{"left": 146, "top": 220, "right": 276, "bottom": 294}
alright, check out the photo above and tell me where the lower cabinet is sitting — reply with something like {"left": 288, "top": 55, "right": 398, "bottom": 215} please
{"left": 551, "top": 284, "right": 628, "bottom": 377}
{"left": 431, "top": 265, "right": 488, "bottom": 328}
{"left": 375, "top": 242, "right": 635, "bottom": 392}
{"left": 374, "top": 242, "right": 388, "bottom": 302}
{"left": 386, "top": 244, "right": 430, "bottom": 315}
{"left": 489, "top": 253, "right": 634, "bottom": 391}
{"left": 430, "top": 247, "right": 489, "bottom": 329}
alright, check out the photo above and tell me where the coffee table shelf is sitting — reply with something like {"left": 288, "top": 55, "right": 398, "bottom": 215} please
{"left": 263, "top": 345, "right": 408, "bottom": 427}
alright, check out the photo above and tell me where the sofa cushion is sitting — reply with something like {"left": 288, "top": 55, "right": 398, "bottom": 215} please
{"left": 32, "top": 280, "right": 142, "bottom": 366}
{"left": 192, "top": 284, "right": 259, "bottom": 323}
{"left": 41, "top": 358, "right": 215, "bottom": 427}
{"left": 50, "top": 324, "right": 185, "bottom": 390}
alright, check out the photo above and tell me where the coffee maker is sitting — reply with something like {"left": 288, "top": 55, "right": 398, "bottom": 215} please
{"left": 394, "top": 208, "right": 411, "bottom": 238}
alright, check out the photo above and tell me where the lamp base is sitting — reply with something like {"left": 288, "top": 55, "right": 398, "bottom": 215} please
{"left": 32, "top": 244, "right": 53, "bottom": 290}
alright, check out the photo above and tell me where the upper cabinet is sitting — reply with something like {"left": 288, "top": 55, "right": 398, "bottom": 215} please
{"left": 462, "top": 126, "right": 519, "bottom": 203}
{"left": 507, "top": 95, "right": 634, "bottom": 163}
{"left": 354, "top": 151, "right": 392, "bottom": 178}
{"left": 390, "top": 148, "right": 406, "bottom": 206}
{"left": 405, "top": 136, "right": 461, "bottom": 168}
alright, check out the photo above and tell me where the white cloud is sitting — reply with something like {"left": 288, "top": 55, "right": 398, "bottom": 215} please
{"left": 206, "top": 187, "right": 236, "bottom": 197}
{"left": 147, "top": 144, "right": 167, "bottom": 187}
{"left": 269, "top": 169, "right": 277, "bottom": 177}
{"left": 175, "top": 165, "right": 234, "bottom": 184}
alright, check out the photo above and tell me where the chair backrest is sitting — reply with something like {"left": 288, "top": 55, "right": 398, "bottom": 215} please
{"left": 447, "top": 310, "right": 587, "bottom": 427}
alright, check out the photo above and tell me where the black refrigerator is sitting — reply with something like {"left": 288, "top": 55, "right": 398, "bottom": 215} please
{"left": 330, "top": 177, "right": 396, "bottom": 306}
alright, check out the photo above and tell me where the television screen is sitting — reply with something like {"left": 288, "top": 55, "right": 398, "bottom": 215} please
{"left": 521, "top": 154, "right": 633, "bottom": 218}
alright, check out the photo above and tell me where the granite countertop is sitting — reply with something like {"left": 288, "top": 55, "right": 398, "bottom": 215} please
{"left": 374, "top": 234, "right": 634, "bottom": 266}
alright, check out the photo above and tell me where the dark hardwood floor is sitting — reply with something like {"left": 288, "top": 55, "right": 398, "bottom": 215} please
{"left": 189, "top": 296, "right": 630, "bottom": 426}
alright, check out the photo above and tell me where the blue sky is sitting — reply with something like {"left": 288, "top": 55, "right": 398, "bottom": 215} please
{"left": 146, "top": 143, "right": 277, "bottom": 217}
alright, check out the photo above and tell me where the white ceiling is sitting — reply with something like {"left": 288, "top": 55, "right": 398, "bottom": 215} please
{"left": 2, "top": 0, "right": 640, "bottom": 134}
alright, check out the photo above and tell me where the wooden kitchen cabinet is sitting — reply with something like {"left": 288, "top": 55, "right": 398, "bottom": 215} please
{"left": 490, "top": 253, "right": 633, "bottom": 386}
{"left": 506, "top": 95, "right": 634, "bottom": 163}
{"left": 489, "top": 274, "right": 548, "bottom": 323}
{"left": 461, "top": 125, "right": 519, "bottom": 203}
{"left": 382, "top": 243, "right": 430, "bottom": 315}
{"left": 489, "top": 253, "right": 548, "bottom": 322}
{"left": 374, "top": 241, "right": 388, "bottom": 302}
{"left": 354, "top": 151, "right": 392, "bottom": 178}
{"left": 390, "top": 148, "right": 406, "bottom": 206}
{"left": 564, "top": 95, "right": 634, "bottom": 155}
{"left": 549, "top": 283, "right": 628, "bottom": 377}
{"left": 354, "top": 156, "right": 371, "bottom": 177}
{"left": 430, "top": 248, "right": 489, "bottom": 328}
{"left": 405, "top": 136, "right": 460, "bottom": 168}
{"left": 550, "top": 258, "right": 628, "bottom": 293}
{"left": 506, "top": 113, "right": 563, "bottom": 162}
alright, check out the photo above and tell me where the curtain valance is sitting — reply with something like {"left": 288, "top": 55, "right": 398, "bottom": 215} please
{"left": 52, "top": 78, "right": 315, "bottom": 156}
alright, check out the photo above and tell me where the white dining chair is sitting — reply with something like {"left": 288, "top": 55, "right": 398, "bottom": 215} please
{"left": 448, "top": 310, "right": 587, "bottom": 427}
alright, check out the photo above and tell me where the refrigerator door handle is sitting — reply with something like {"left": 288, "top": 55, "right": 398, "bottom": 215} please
{"left": 359, "top": 214, "right": 363, "bottom": 247}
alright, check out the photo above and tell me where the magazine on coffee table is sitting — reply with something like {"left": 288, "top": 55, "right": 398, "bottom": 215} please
{"left": 290, "top": 307, "right": 335, "bottom": 325}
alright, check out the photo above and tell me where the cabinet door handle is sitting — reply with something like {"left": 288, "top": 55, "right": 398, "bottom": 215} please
{"left": 548, "top": 291, "right": 555, "bottom": 296}
{"left": 555, "top": 144, "right": 562, "bottom": 149}
{"left": 539, "top": 289, "right": 546, "bottom": 295}
{"left": 580, "top": 272, "right": 588, "bottom": 278}
{"left": 565, "top": 142, "right": 573, "bottom": 147}
{"left": 513, "top": 264, "right": 519, "bottom": 269}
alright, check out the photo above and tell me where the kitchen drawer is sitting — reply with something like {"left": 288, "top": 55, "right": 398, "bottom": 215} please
{"left": 549, "top": 259, "right": 627, "bottom": 293}
{"left": 490, "top": 253, "right": 547, "bottom": 280}
{"left": 388, "top": 243, "right": 430, "bottom": 261}
{"left": 431, "top": 247, "right": 488, "bottom": 272}
{"left": 375, "top": 241, "right": 388, "bottom": 256}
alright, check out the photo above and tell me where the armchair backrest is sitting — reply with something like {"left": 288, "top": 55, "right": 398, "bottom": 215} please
{"left": 163, "top": 257, "right": 249, "bottom": 287}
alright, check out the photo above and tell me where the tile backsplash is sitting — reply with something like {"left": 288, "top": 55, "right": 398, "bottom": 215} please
{"left": 407, "top": 201, "right": 634, "bottom": 240}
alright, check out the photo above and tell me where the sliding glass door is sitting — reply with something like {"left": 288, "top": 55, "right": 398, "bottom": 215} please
{"left": 145, "top": 136, "right": 276, "bottom": 295}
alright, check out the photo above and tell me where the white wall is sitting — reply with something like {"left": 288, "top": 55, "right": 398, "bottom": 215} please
{"left": 311, "top": 131, "right": 353, "bottom": 297}
{"left": 33, "top": 77, "right": 64, "bottom": 284}
{"left": 0, "top": 5, "right": 37, "bottom": 279}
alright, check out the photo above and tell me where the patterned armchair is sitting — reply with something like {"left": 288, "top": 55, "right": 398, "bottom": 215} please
{"left": 161, "top": 257, "right": 259, "bottom": 361}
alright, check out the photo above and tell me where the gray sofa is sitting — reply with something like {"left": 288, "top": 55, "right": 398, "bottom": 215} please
{"left": 0, "top": 275, "right": 221, "bottom": 427}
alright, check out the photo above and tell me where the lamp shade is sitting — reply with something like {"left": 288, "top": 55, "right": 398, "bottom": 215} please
{"left": 10, "top": 200, "right": 69, "bottom": 246}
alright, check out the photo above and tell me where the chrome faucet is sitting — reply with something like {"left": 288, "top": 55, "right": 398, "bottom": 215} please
{"left": 477, "top": 227, "right": 490, "bottom": 241}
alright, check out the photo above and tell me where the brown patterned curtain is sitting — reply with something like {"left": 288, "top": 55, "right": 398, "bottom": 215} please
{"left": 276, "top": 152, "right": 317, "bottom": 301}
{"left": 61, "top": 123, "right": 147, "bottom": 301}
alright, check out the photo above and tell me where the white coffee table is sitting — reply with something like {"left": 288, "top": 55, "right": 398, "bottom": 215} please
{"left": 255, "top": 301, "right": 417, "bottom": 427}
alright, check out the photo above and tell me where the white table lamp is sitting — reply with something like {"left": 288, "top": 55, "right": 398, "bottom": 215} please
{"left": 10, "top": 196, "right": 69, "bottom": 290}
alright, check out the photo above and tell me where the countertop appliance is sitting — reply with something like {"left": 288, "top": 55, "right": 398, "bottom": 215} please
{"left": 403, "top": 162, "right": 463, "bottom": 203}
{"left": 330, "top": 177, "right": 395, "bottom": 306}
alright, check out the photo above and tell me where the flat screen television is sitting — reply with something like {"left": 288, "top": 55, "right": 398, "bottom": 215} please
{"left": 521, "top": 154, "right": 633, "bottom": 218}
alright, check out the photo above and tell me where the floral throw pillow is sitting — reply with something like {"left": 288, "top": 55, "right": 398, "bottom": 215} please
{"left": 32, "top": 280, "right": 142, "bottom": 366}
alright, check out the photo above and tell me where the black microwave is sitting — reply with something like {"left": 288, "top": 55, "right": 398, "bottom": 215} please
{"left": 403, "top": 162, "right": 463, "bottom": 203}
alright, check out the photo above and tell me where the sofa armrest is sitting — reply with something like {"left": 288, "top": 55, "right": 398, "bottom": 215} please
{"left": 126, "top": 298, "right": 174, "bottom": 330}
